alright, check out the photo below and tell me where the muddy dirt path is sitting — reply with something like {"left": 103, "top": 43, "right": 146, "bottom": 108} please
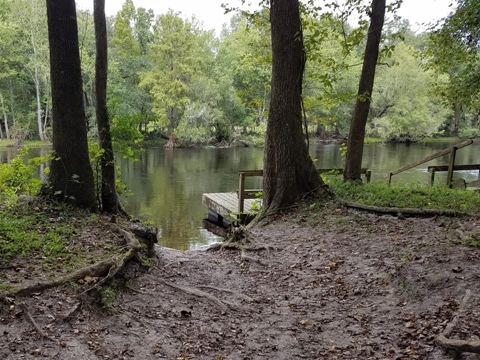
{"left": 1, "top": 205, "right": 480, "bottom": 359}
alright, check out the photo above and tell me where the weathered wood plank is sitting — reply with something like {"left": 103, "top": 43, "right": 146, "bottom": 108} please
{"left": 202, "top": 193, "right": 260, "bottom": 220}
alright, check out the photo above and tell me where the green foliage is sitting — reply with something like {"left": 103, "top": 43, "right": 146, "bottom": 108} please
{"left": 424, "top": 0, "right": 480, "bottom": 134}
{"left": 140, "top": 12, "right": 206, "bottom": 139}
{"left": 458, "top": 127, "right": 480, "bottom": 139}
{"left": 88, "top": 141, "right": 132, "bottom": 203}
{"left": 106, "top": 96, "right": 144, "bottom": 161}
{"left": 0, "top": 147, "right": 51, "bottom": 205}
{"left": 369, "top": 43, "right": 451, "bottom": 142}
{"left": 0, "top": 0, "right": 465, "bottom": 146}
{"left": 328, "top": 178, "right": 480, "bottom": 213}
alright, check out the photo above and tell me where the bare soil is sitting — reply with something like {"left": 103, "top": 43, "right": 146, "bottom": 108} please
{"left": 1, "top": 202, "right": 480, "bottom": 359}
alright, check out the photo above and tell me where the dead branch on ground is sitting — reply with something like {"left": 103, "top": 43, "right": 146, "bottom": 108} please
{"left": 436, "top": 290, "right": 480, "bottom": 354}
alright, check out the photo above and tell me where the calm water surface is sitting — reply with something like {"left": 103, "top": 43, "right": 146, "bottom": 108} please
{"left": 1, "top": 140, "right": 479, "bottom": 250}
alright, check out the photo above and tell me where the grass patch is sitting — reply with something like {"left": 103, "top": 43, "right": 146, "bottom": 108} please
{"left": 327, "top": 178, "right": 480, "bottom": 214}
{"left": 0, "top": 204, "right": 84, "bottom": 265}
{"left": 0, "top": 201, "right": 121, "bottom": 280}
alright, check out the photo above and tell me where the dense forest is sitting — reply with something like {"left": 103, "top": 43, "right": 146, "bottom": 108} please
{"left": 0, "top": 0, "right": 478, "bottom": 148}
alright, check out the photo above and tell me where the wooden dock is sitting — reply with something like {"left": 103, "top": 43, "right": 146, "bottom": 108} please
{"left": 202, "top": 192, "right": 260, "bottom": 220}
{"left": 202, "top": 168, "right": 371, "bottom": 234}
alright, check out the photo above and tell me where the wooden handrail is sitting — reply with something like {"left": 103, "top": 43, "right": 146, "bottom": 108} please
{"left": 428, "top": 164, "right": 480, "bottom": 185}
{"left": 387, "top": 139, "right": 473, "bottom": 185}
{"left": 238, "top": 170, "right": 263, "bottom": 213}
{"left": 237, "top": 167, "right": 372, "bottom": 213}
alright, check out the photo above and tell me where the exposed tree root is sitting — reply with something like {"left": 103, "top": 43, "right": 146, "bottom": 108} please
{"left": 19, "top": 302, "right": 56, "bottom": 342}
{"left": 225, "top": 225, "right": 256, "bottom": 245}
{"left": 161, "top": 280, "right": 229, "bottom": 312}
{"left": 241, "top": 249, "right": 268, "bottom": 267}
{"left": 436, "top": 290, "right": 480, "bottom": 354}
{"left": 12, "top": 225, "right": 144, "bottom": 297}
{"left": 340, "top": 200, "right": 472, "bottom": 217}
{"left": 79, "top": 229, "right": 142, "bottom": 296}
{"left": 197, "top": 285, "right": 254, "bottom": 303}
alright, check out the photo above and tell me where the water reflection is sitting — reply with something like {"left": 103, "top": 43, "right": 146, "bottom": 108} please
{"left": 1, "top": 140, "right": 479, "bottom": 250}
{"left": 119, "top": 147, "right": 264, "bottom": 250}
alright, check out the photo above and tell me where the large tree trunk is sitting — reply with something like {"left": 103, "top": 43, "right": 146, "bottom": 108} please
{"left": 94, "top": 0, "right": 119, "bottom": 213}
{"left": 263, "top": 0, "right": 328, "bottom": 213}
{"left": 46, "top": 0, "right": 97, "bottom": 212}
{"left": 343, "top": 0, "right": 386, "bottom": 182}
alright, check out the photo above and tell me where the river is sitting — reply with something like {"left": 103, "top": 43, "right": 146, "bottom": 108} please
{"left": 1, "top": 140, "right": 479, "bottom": 250}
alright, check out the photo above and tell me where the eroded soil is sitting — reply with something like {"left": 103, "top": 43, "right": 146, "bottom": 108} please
{"left": 1, "top": 203, "right": 480, "bottom": 359}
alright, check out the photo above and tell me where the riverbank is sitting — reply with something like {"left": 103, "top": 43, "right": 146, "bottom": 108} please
{"left": 1, "top": 199, "right": 480, "bottom": 359}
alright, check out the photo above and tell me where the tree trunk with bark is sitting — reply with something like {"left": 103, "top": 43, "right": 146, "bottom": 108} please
{"left": 94, "top": 0, "right": 119, "bottom": 213}
{"left": 46, "top": 0, "right": 97, "bottom": 212}
{"left": 263, "top": 0, "right": 328, "bottom": 213}
{"left": 343, "top": 0, "right": 386, "bottom": 182}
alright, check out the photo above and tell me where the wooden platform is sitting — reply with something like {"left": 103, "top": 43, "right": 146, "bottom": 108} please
{"left": 202, "top": 192, "right": 260, "bottom": 220}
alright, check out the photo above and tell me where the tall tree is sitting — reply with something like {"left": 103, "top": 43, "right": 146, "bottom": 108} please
{"left": 343, "top": 0, "right": 386, "bottom": 182}
{"left": 140, "top": 12, "right": 203, "bottom": 148}
{"left": 45, "top": 0, "right": 97, "bottom": 211}
{"left": 263, "top": 0, "right": 328, "bottom": 213}
{"left": 15, "top": 0, "right": 50, "bottom": 142}
{"left": 94, "top": 0, "right": 119, "bottom": 213}
{"left": 426, "top": 0, "right": 480, "bottom": 134}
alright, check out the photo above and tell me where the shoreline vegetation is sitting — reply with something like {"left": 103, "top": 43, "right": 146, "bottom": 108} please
{"left": 0, "top": 136, "right": 476, "bottom": 150}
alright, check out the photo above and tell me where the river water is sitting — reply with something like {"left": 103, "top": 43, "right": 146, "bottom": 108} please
{"left": 1, "top": 140, "right": 479, "bottom": 250}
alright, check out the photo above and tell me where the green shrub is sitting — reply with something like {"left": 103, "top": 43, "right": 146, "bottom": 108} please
{"left": 459, "top": 127, "right": 480, "bottom": 139}
{"left": 0, "top": 148, "right": 51, "bottom": 205}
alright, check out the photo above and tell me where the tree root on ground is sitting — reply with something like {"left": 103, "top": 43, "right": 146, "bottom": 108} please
{"left": 340, "top": 200, "right": 472, "bottom": 217}
{"left": 241, "top": 249, "right": 268, "bottom": 267}
{"left": 11, "top": 224, "right": 144, "bottom": 298}
{"left": 436, "top": 290, "right": 480, "bottom": 354}
{"left": 18, "top": 302, "right": 56, "bottom": 342}
{"left": 161, "top": 280, "right": 230, "bottom": 312}
{"left": 197, "top": 285, "right": 254, "bottom": 303}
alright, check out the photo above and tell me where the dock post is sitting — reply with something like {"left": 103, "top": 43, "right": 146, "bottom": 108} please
{"left": 429, "top": 169, "right": 435, "bottom": 186}
{"left": 447, "top": 146, "right": 458, "bottom": 187}
{"left": 238, "top": 172, "right": 246, "bottom": 213}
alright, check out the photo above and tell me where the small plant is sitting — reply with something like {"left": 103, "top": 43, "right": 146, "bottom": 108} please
{"left": 250, "top": 191, "right": 263, "bottom": 212}
{"left": 100, "top": 286, "right": 118, "bottom": 312}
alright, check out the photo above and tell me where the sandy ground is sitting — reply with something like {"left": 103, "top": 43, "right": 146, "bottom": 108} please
{"left": 1, "top": 203, "right": 480, "bottom": 359}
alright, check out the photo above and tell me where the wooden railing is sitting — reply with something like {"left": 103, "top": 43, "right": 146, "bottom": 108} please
{"left": 387, "top": 139, "right": 473, "bottom": 185}
{"left": 428, "top": 164, "right": 480, "bottom": 185}
{"left": 237, "top": 167, "right": 371, "bottom": 213}
{"left": 238, "top": 170, "right": 263, "bottom": 213}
